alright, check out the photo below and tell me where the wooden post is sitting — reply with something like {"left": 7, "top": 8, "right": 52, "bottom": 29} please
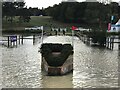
{"left": 108, "top": 38, "right": 110, "bottom": 48}
{"left": 21, "top": 35, "right": 23, "bottom": 44}
{"left": 19, "top": 35, "right": 20, "bottom": 44}
{"left": 106, "top": 37, "right": 107, "bottom": 48}
{"left": 119, "top": 44, "right": 120, "bottom": 50}
{"left": 108, "top": 37, "right": 109, "bottom": 48}
{"left": 84, "top": 35, "right": 86, "bottom": 43}
{"left": 8, "top": 36, "right": 9, "bottom": 47}
{"left": 16, "top": 36, "right": 17, "bottom": 47}
{"left": 82, "top": 35, "right": 84, "bottom": 42}
{"left": 85, "top": 36, "right": 86, "bottom": 43}
{"left": 10, "top": 36, "right": 12, "bottom": 47}
{"left": 106, "top": 37, "right": 108, "bottom": 48}
{"left": 118, "top": 35, "right": 120, "bottom": 50}
{"left": 41, "top": 27, "right": 44, "bottom": 44}
{"left": 81, "top": 35, "right": 83, "bottom": 41}
{"left": 111, "top": 37, "right": 114, "bottom": 50}
{"left": 107, "top": 37, "right": 109, "bottom": 48}
{"left": 82, "top": 35, "right": 83, "bottom": 42}
{"left": 110, "top": 37, "right": 112, "bottom": 49}
{"left": 72, "top": 30, "right": 74, "bottom": 46}
{"left": 83, "top": 35, "right": 84, "bottom": 42}
{"left": 33, "top": 35, "right": 35, "bottom": 45}
{"left": 118, "top": 49, "right": 120, "bottom": 87}
{"left": 84, "top": 35, "right": 85, "bottom": 43}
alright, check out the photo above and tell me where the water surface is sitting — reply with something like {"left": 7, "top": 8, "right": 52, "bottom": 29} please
{"left": 1, "top": 35, "right": 120, "bottom": 88}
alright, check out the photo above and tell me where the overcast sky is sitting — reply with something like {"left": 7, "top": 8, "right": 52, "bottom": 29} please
{"left": 25, "top": 0, "right": 63, "bottom": 9}
{"left": 24, "top": 0, "right": 120, "bottom": 9}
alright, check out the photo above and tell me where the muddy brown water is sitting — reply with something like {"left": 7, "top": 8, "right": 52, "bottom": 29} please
{"left": 1, "top": 35, "right": 120, "bottom": 88}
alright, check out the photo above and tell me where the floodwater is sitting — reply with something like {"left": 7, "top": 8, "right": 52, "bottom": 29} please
{"left": 1, "top": 35, "right": 120, "bottom": 88}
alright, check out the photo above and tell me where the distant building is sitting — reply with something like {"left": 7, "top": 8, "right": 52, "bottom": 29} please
{"left": 15, "top": 0, "right": 24, "bottom": 2}
{"left": 2, "top": 0, "right": 13, "bottom": 2}
{"left": 62, "top": 0, "right": 77, "bottom": 2}
{"left": 2, "top": 0, "right": 24, "bottom": 2}
{"left": 85, "top": 0, "right": 98, "bottom": 2}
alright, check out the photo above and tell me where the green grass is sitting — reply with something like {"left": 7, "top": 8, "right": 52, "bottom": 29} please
{"left": 2, "top": 16, "right": 78, "bottom": 34}
{"left": 2, "top": 16, "right": 107, "bottom": 34}
{"left": 3, "top": 16, "right": 71, "bottom": 30}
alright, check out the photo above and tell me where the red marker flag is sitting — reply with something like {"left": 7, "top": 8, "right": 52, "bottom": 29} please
{"left": 72, "top": 26, "right": 78, "bottom": 30}
{"left": 108, "top": 23, "right": 111, "bottom": 31}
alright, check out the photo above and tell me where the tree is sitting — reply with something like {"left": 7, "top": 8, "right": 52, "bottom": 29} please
{"left": 18, "top": 8, "right": 31, "bottom": 23}
{"left": 2, "top": 1, "right": 31, "bottom": 23}
{"left": 2, "top": 2, "right": 16, "bottom": 23}
{"left": 44, "top": 1, "right": 119, "bottom": 27}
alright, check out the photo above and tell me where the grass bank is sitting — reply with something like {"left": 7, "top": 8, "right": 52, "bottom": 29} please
{"left": 3, "top": 16, "right": 71, "bottom": 30}
{"left": 2, "top": 16, "right": 107, "bottom": 34}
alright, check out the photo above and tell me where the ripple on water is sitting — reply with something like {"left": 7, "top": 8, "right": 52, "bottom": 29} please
{"left": 1, "top": 36, "right": 120, "bottom": 88}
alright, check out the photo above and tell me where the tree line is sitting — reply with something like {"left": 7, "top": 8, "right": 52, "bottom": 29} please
{"left": 2, "top": 1, "right": 120, "bottom": 28}
{"left": 45, "top": 2, "right": 120, "bottom": 27}
{"left": 2, "top": 2, "right": 45, "bottom": 23}
{"left": 44, "top": 2, "right": 120, "bottom": 46}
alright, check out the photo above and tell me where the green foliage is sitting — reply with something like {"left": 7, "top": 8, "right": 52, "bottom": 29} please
{"left": 41, "top": 43, "right": 63, "bottom": 52}
{"left": 40, "top": 43, "right": 73, "bottom": 67}
{"left": 2, "top": 2, "right": 31, "bottom": 23}
{"left": 106, "top": 32, "right": 120, "bottom": 36}
{"left": 90, "top": 30, "right": 106, "bottom": 46}
{"left": 2, "top": 29, "right": 42, "bottom": 34}
{"left": 45, "top": 2, "right": 119, "bottom": 25}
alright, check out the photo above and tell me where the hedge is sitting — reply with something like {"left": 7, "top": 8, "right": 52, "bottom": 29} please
{"left": 40, "top": 43, "right": 73, "bottom": 67}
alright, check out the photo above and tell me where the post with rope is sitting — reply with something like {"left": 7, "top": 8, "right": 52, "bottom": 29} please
{"left": 21, "top": 35, "right": 23, "bottom": 45}
{"left": 33, "top": 35, "right": 35, "bottom": 45}
{"left": 72, "top": 29, "right": 74, "bottom": 47}
{"left": 71, "top": 26, "right": 78, "bottom": 48}
{"left": 118, "top": 19, "right": 120, "bottom": 50}
{"left": 19, "top": 35, "right": 20, "bottom": 44}
{"left": 41, "top": 26, "right": 44, "bottom": 45}
{"left": 8, "top": 36, "right": 10, "bottom": 47}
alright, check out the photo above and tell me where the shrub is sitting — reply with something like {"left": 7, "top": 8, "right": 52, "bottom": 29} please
{"left": 91, "top": 30, "right": 106, "bottom": 46}
{"left": 40, "top": 43, "right": 73, "bottom": 67}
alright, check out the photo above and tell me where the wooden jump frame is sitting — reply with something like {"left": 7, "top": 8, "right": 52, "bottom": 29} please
{"left": 2, "top": 35, "right": 41, "bottom": 48}
{"left": 76, "top": 32, "right": 120, "bottom": 50}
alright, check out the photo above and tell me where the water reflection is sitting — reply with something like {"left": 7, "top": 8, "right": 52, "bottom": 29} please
{"left": 2, "top": 37, "right": 42, "bottom": 88}
{"left": 118, "top": 50, "right": 120, "bottom": 87}
{"left": 41, "top": 73, "right": 73, "bottom": 88}
{"left": 73, "top": 37, "right": 118, "bottom": 88}
{"left": 1, "top": 35, "right": 120, "bottom": 88}
{"left": 41, "top": 36, "right": 73, "bottom": 88}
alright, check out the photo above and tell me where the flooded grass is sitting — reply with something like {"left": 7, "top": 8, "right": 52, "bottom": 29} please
{"left": 1, "top": 35, "right": 120, "bottom": 88}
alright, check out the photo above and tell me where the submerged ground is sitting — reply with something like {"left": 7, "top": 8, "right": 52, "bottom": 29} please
{"left": 1, "top": 35, "right": 120, "bottom": 88}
